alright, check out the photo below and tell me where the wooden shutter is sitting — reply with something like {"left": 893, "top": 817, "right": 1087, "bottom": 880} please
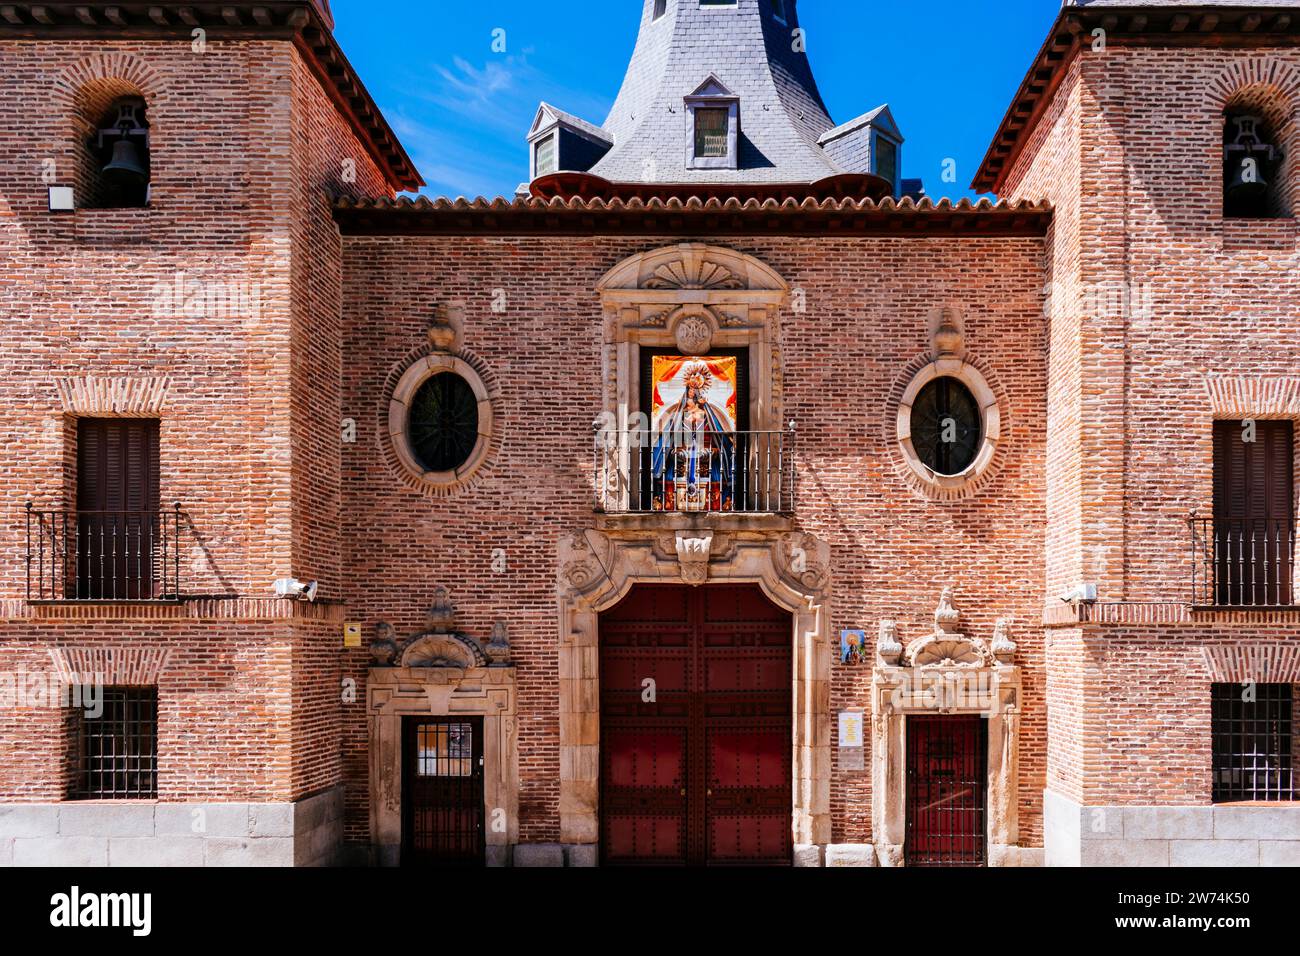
{"left": 1214, "top": 420, "right": 1293, "bottom": 523}
{"left": 77, "top": 418, "right": 160, "bottom": 514}
{"left": 75, "top": 419, "right": 160, "bottom": 600}
{"left": 1213, "top": 420, "right": 1294, "bottom": 605}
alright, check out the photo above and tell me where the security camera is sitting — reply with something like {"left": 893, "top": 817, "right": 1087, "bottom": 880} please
{"left": 1058, "top": 582, "right": 1098, "bottom": 604}
{"left": 274, "top": 578, "right": 319, "bottom": 602}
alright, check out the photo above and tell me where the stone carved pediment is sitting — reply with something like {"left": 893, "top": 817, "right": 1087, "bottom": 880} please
{"left": 645, "top": 258, "right": 744, "bottom": 291}
{"left": 400, "top": 632, "right": 488, "bottom": 669}
{"left": 596, "top": 243, "right": 789, "bottom": 297}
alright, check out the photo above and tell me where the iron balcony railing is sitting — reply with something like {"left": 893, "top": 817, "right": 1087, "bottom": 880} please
{"left": 594, "top": 426, "right": 795, "bottom": 514}
{"left": 1189, "top": 515, "right": 1297, "bottom": 608}
{"left": 26, "top": 503, "right": 182, "bottom": 603}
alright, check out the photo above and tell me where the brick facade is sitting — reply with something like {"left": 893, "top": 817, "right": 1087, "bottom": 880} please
{"left": 2, "top": 1, "right": 1299, "bottom": 867}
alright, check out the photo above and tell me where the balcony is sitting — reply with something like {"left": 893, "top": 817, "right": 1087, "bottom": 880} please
{"left": 594, "top": 428, "right": 795, "bottom": 515}
{"left": 1189, "top": 516, "right": 1296, "bottom": 608}
{"left": 25, "top": 504, "right": 182, "bottom": 603}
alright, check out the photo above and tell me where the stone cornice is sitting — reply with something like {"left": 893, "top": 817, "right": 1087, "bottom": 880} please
{"left": 0, "top": 2, "right": 422, "bottom": 192}
{"left": 974, "top": 5, "right": 1300, "bottom": 194}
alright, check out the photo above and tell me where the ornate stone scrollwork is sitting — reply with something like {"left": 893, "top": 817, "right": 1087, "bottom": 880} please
{"left": 369, "top": 587, "right": 495, "bottom": 669}
{"left": 674, "top": 532, "right": 714, "bottom": 586}
{"left": 876, "top": 620, "right": 903, "bottom": 666}
{"left": 644, "top": 258, "right": 744, "bottom": 291}
{"left": 901, "top": 587, "right": 993, "bottom": 668}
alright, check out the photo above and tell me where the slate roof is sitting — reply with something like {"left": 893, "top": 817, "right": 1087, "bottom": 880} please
{"left": 532, "top": 0, "right": 897, "bottom": 187}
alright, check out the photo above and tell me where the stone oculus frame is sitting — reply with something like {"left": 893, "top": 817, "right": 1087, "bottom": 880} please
{"left": 556, "top": 527, "right": 833, "bottom": 854}
{"left": 596, "top": 242, "right": 789, "bottom": 511}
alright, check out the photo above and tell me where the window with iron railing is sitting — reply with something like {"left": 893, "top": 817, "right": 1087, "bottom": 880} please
{"left": 1211, "top": 682, "right": 1294, "bottom": 802}
{"left": 1190, "top": 420, "right": 1296, "bottom": 607}
{"left": 25, "top": 418, "right": 182, "bottom": 602}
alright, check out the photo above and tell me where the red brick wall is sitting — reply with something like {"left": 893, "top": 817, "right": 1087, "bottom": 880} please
{"left": 1003, "top": 44, "right": 1300, "bottom": 807}
{"left": 338, "top": 234, "right": 1049, "bottom": 846}
{"left": 0, "top": 36, "right": 389, "bottom": 804}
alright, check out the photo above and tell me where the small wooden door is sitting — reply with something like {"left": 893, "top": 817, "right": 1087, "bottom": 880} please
{"left": 76, "top": 418, "right": 160, "bottom": 600}
{"left": 401, "top": 716, "right": 485, "bottom": 867}
{"left": 1213, "top": 420, "right": 1294, "bottom": 605}
{"left": 599, "top": 584, "right": 791, "bottom": 866}
{"left": 905, "top": 715, "right": 987, "bottom": 867}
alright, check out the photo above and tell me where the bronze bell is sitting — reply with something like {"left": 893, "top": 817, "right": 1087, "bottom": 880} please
{"left": 1226, "top": 155, "right": 1268, "bottom": 201}
{"left": 101, "top": 138, "right": 147, "bottom": 184}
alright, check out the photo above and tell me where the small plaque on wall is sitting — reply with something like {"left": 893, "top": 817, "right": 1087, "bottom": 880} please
{"left": 840, "top": 628, "right": 868, "bottom": 665}
{"left": 343, "top": 622, "right": 362, "bottom": 648}
{"left": 838, "top": 710, "right": 864, "bottom": 748}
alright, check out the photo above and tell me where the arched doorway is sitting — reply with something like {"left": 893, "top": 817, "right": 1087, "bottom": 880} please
{"left": 598, "top": 583, "right": 792, "bottom": 866}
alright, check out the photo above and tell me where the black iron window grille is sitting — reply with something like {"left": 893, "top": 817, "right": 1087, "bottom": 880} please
{"left": 415, "top": 721, "right": 476, "bottom": 778}
{"left": 1211, "top": 682, "right": 1294, "bottom": 802}
{"left": 72, "top": 686, "right": 158, "bottom": 800}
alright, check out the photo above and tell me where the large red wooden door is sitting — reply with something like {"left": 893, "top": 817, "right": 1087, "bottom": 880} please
{"left": 905, "top": 715, "right": 987, "bottom": 867}
{"left": 599, "top": 584, "right": 791, "bottom": 866}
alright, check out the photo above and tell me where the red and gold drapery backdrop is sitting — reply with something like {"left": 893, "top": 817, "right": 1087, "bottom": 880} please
{"left": 650, "top": 356, "right": 737, "bottom": 511}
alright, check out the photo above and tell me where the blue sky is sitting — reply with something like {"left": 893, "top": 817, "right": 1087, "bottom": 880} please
{"left": 332, "top": 0, "right": 1063, "bottom": 200}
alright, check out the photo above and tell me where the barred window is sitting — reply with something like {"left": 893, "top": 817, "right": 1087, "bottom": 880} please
{"left": 72, "top": 686, "right": 158, "bottom": 799}
{"left": 694, "top": 108, "right": 729, "bottom": 158}
{"left": 1211, "top": 682, "right": 1294, "bottom": 802}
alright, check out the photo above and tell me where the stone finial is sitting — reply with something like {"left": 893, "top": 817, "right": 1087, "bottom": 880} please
{"left": 877, "top": 620, "right": 902, "bottom": 666}
{"left": 991, "top": 618, "right": 1017, "bottom": 664}
{"left": 428, "top": 303, "right": 464, "bottom": 353}
{"left": 932, "top": 307, "right": 964, "bottom": 358}
{"left": 370, "top": 621, "right": 399, "bottom": 666}
{"left": 934, "top": 587, "right": 960, "bottom": 633}
{"left": 424, "top": 587, "right": 458, "bottom": 633}
{"left": 486, "top": 621, "right": 512, "bottom": 666}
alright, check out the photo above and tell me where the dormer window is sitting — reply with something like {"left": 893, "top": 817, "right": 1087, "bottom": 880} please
{"left": 694, "top": 109, "right": 729, "bottom": 159}
{"left": 653, "top": 0, "right": 667, "bottom": 19}
{"left": 771, "top": 0, "right": 787, "bottom": 21}
{"left": 534, "top": 134, "right": 557, "bottom": 177}
{"left": 684, "top": 76, "right": 740, "bottom": 170}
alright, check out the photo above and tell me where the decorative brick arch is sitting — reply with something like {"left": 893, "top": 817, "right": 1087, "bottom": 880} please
{"left": 1207, "top": 58, "right": 1300, "bottom": 114}
{"left": 50, "top": 52, "right": 168, "bottom": 119}
{"left": 50, "top": 53, "right": 168, "bottom": 208}
{"left": 1209, "top": 57, "right": 1300, "bottom": 219}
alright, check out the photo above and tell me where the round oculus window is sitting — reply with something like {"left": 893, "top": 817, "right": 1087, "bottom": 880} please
{"left": 408, "top": 372, "right": 479, "bottom": 473}
{"left": 910, "top": 376, "right": 982, "bottom": 476}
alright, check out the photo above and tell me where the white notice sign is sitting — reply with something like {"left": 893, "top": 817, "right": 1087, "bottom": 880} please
{"left": 838, "top": 711, "right": 864, "bottom": 749}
